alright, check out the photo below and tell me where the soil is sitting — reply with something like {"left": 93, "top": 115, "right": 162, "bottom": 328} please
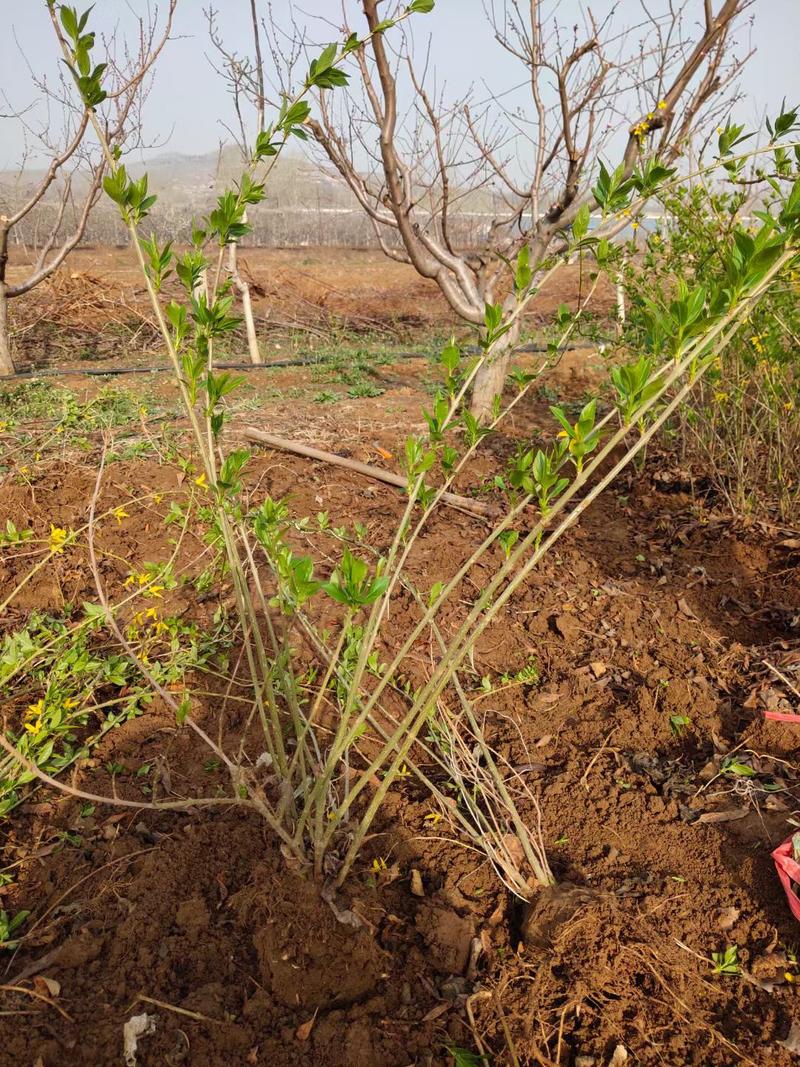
{"left": 6, "top": 246, "right": 615, "bottom": 369}
{"left": 1, "top": 308, "right": 800, "bottom": 1065}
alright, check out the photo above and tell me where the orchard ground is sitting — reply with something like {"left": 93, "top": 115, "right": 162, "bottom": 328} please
{"left": 0, "top": 248, "right": 799, "bottom": 1066}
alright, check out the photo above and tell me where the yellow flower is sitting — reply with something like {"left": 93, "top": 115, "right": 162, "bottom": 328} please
{"left": 0, "top": 421, "right": 8, "bottom": 432}
{"left": 49, "top": 526, "right": 69, "bottom": 554}
{"left": 631, "top": 220, "right": 640, "bottom": 231}
{"left": 63, "top": 697, "right": 79, "bottom": 709}
{"left": 657, "top": 100, "right": 667, "bottom": 110}
{"left": 424, "top": 811, "right": 443, "bottom": 826}
{"left": 371, "top": 857, "right": 388, "bottom": 873}
{"left": 25, "top": 698, "right": 45, "bottom": 720}
{"left": 714, "top": 391, "right": 730, "bottom": 403}
{"left": 785, "top": 400, "right": 795, "bottom": 412}
{"left": 24, "top": 718, "right": 44, "bottom": 736}
{"left": 139, "top": 406, "right": 148, "bottom": 418}
{"left": 145, "top": 584, "right": 165, "bottom": 599}
{"left": 145, "top": 607, "right": 159, "bottom": 620}
{"left": 113, "top": 507, "right": 129, "bottom": 524}
{"left": 194, "top": 473, "right": 208, "bottom": 489}
{"left": 153, "top": 493, "right": 163, "bottom": 504}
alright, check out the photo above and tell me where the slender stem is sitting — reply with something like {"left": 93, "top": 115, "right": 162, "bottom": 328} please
{"left": 326, "top": 248, "right": 795, "bottom": 836}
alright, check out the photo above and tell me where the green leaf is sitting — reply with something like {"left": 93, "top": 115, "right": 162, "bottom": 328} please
{"left": 283, "top": 100, "right": 311, "bottom": 127}
{"left": 573, "top": 203, "right": 590, "bottom": 241}
{"left": 514, "top": 245, "right": 533, "bottom": 293}
{"left": 550, "top": 406, "right": 573, "bottom": 435}
{"left": 483, "top": 303, "right": 503, "bottom": 332}
{"left": 447, "top": 1048, "right": 488, "bottom": 1067}
{"left": 82, "top": 601, "right": 107, "bottom": 623}
{"left": 724, "top": 761, "right": 755, "bottom": 778}
{"left": 60, "top": 6, "right": 79, "bottom": 39}
{"left": 176, "top": 695, "right": 191, "bottom": 726}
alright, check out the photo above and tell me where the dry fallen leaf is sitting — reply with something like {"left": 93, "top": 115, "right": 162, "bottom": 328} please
{"left": 608, "top": 1046, "right": 628, "bottom": 1067}
{"left": 779, "top": 1021, "right": 800, "bottom": 1054}
{"left": 501, "top": 833, "right": 526, "bottom": 867}
{"left": 677, "top": 597, "right": 697, "bottom": 619}
{"left": 422, "top": 1002, "right": 450, "bottom": 1023}
{"left": 590, "top": 661, "right": 607, "bottom": 679}
{"left": 410, "top": 869, "right": 425, "bottom": 897}
{"left": 697, "top": 809, "right": 749, "bottom": 824}
{"left": 487, "top": 901, "right": 505, "bottom": 928}
{"left": 123, "top": 1012, "right": 156, "bottom": 1067}
{"left": 718, "top": 906, "right": 740, "bottom": 932}
{"left": 741, "top": 969, "right": 778, "bottom": 993}
{"left": 295, "top": 1010, "right": 318, "bottom": 1041}
{"left": 465, "top": 936, "right": 484, "bottom": 982}
{"left": 32, "top": 975, "right": 61, "bottom": 998}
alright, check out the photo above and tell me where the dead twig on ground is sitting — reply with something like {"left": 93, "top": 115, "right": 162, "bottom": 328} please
{"left": 243, "top": 427, "right": 498, "bottom": 520}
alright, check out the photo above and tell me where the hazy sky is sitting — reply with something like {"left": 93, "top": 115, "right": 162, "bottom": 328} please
{"left": 1, "top": 0, "right": 798, "bottom": 169}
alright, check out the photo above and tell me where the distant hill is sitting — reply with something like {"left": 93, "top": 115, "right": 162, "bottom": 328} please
{"left": 0, "top": 146, "right": 502, "bottom": 248}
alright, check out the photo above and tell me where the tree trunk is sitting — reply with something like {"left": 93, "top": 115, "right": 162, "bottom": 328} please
{"left": 227, "top": 203, "right": 262, "bottom": 366}
{"left": 470, "top": 319, "right": 520, "bottom": 421}
{"left": 228, "top": 242, "right": 261, "bottom": 365}
{"left": 0, "top": 285, "right": 15, "bottom": 376}
{"left": 239, "top": 275, "right": 261, "bottom": 366}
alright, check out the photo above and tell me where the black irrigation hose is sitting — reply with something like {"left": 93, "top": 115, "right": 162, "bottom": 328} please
{"left": 0, "top": 340, "right": 601, "bottom": 383}
{"left": 0, "top": 353, "right": 420, "bottom": 381}
{"left": 0, "top": 357, "right": 322, "bottom": 381}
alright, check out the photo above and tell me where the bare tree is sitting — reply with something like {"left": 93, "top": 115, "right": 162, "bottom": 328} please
{"left": 298, "top": 0, "right": 752, "bottom": 416}
{"left": 0, "top": 3, "right": 176, "bottom": 375}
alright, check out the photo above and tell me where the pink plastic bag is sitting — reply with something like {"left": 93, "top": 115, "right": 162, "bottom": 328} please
{"left": 773, "top": 835, "right": 800, "bottom": 921}
{"left": 764, "top": 710, "right": 800, "bottom": 723}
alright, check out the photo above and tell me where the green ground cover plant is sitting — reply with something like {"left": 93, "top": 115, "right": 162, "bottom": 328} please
{"left": 621, "top": 113, "right": 800, "bottom": 517}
